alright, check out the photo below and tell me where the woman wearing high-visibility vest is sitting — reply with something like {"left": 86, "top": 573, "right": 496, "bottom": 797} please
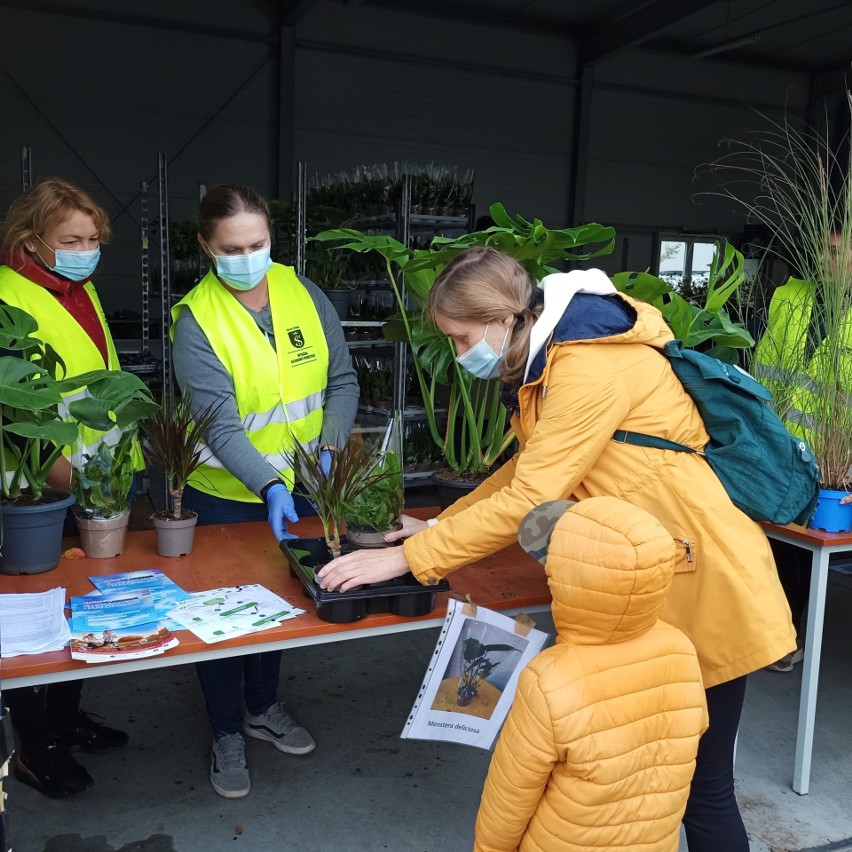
{"left": 171, "top": 183, "right": 358, "bottom": 799}
{"left": 0, "top": 177, "right": 130, "bottom": 797}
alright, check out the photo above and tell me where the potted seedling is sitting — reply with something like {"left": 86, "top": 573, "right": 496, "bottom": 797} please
{"left": 344, "top": 414, "right": 404, "bottom": 548}
{"left": 0, "top": 305, "right": 156, "bottom": 572}
{"left": 286, "top": 435, "right": 449, "bottom": 623}
{"left": 71, "top": 370, "right": 159, "bottom": 558}
{"left": 141, "top": 392, "right": 220, "bottom": 557}
{"left": 290, "top": 438, "right": 400, "bottom": 563}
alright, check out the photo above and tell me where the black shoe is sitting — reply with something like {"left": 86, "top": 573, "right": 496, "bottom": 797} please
{"left": 14, "top": 741, "right": 93, "bottom": 798}
{"left": 59, "top": 710, "right": 129, "bottom": 753}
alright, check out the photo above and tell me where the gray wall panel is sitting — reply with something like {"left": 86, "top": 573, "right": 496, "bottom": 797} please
{"left": 0, "top": 6, "right": 278, "bottom": 310}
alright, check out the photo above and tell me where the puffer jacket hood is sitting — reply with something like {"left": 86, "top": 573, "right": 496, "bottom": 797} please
{"left": 547, "top": 496, "right": 676, "bottom": 647}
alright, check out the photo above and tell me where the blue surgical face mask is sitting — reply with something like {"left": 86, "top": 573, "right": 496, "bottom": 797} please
{"left": 211, "top": 245, "right": 273, "bottom": 291}
{"left": 37, "top": 236, "right": 100, "bottom": 281}
{"left": 456, "top": 323, "right": 511, "bottom": 380}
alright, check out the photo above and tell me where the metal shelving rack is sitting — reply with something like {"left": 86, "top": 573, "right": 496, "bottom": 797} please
{"left": 295, "top": 164, "right": 473, "bottom": 486}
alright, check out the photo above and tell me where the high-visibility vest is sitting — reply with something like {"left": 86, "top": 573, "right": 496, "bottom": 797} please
{"left": 0, "top": 265, "right": 144, "bottom": 471}
{"left": 171, "top": 263, "right": 329, "bottom": 502}
{"left": 754, "top": 277, "right": 852, "bottom": 438}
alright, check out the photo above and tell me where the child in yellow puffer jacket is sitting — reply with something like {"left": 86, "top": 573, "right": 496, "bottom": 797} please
{"left": 474, "top": 496, "right": 708, "bottom": 852}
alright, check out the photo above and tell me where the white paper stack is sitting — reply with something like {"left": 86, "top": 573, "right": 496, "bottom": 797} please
{"left": 0, "top": 588, "right": 71, "bottom": 657}
{"left": 167, "top": 584, "right": 304, "bottom": 644}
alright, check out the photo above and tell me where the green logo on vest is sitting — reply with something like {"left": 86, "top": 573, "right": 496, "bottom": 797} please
{"left": 288, "top": 328, "right": 305, "bottom": 349}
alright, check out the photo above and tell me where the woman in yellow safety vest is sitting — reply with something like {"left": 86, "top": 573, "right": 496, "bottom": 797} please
{"left": 171, "top": 183, "right": 358, "bottom": 800}
{"left": 0, "top": 178, "right": 131, "bottom": 798}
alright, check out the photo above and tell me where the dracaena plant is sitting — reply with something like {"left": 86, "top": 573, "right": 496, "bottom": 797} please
{"left": 141, "top": 392, "right": 221, "bottom": 520}
{"left": 314, "top": 203, "right": 616, "bottom": 480}
{"left": 291, "top": 439, "right": 401, "bottom": 560}
{"left": 0, "top": 305, "right": 157, "bottom": 504}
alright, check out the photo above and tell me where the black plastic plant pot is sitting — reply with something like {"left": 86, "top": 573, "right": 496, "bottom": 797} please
{"left": 280, "top": 536, "right": 449, "bottom": 624}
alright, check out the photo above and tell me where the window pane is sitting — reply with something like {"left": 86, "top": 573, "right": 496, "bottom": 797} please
{"left": 659, "top": 241, "right": 686, "bottom": 285}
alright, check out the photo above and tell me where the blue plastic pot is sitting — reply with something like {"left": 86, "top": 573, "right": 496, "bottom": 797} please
{"left": 808, "top": 488, "right": 852, "bottom": 533}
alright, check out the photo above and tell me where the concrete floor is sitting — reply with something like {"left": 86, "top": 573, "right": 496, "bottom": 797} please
{"left": 6, "top": 496, "right": 852, "bottom": 851}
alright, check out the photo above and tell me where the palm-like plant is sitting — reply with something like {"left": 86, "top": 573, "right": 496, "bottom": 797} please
{"left": 291, "top": 440, "right": 400, "bottom": 560}
{"left": 141, "top": 392, "right": 221, "bottom": 520}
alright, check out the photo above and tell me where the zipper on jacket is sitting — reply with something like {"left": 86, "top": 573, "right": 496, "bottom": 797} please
{"left": 681, "top": 539, "right": 695, "bottom": 562}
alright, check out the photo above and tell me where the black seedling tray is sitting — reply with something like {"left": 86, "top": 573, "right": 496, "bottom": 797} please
{"left": 280, "top": 536, "right": 449, "bottom": 624}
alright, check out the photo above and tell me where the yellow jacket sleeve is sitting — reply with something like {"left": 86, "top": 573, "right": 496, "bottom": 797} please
{"left": 403, "top": 351, "right": 630, "bottom": 584}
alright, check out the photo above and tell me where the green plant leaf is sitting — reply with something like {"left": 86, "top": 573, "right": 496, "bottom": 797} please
{"left": 0, "top": 357, "right": 62, "bottom": 409}
{"left": 3, "top": 420, "right": 79, "bottom": 444}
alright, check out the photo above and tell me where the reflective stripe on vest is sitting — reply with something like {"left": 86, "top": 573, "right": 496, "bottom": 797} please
{"left": 0, "top": 266, "right": 144, "bottom": 471}
{"left": 172, "top": 264, "right": 329, "bottom": 502}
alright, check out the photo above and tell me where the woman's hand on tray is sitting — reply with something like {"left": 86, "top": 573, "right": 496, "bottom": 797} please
{"left": 383, "top": 514, "right": 430, "bottom": 543}
{"left": 318, "top": 547, "right": 410, "bottom": 592}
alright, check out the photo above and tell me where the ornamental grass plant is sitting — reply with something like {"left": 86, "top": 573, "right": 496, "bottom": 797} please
{"left": 702, "top": 96, "right": 852, "bottom": 489}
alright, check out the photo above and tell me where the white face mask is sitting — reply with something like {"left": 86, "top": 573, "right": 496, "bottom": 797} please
{"left": 456, "top": 324, "right": 511, "bottom": 380}
{"left": 210, "top": 245, "right": 273, "bottom": 290}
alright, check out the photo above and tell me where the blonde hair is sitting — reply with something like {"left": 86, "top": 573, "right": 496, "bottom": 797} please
{"left": 0, "top": 177, "right": 111, "bottom": 261}
{"left": 428, "top": 246, "right": 542, "bottom": 386}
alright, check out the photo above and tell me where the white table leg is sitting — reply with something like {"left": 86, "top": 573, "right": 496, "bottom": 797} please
{"left": 793, "top": 545, "right": 830, "bottom": 795}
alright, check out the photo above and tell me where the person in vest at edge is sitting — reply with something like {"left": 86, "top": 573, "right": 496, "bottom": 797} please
{"left": 0, "top": 178, "right": 131, "bottom": 797}
{"left": 171, "top": 183, "right": 358, "bottom": 799}
{"left": 475, "top": 497, "right": 708, "bottom": 852}
{"left": 753, "top": 230, "right": 852, "bottom": 672}
{"left": 318, "top": 247, "right": 796, "bottom": 852}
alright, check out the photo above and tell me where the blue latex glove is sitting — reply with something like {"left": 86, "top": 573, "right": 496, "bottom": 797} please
{"left": 319, "top": 449, "right": 333, "bottom": 476}
{"left": 266, "top": 483, "right": 299, "bottom": 542}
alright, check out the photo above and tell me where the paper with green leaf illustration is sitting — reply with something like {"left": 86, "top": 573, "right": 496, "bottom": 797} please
{"left": 166, "top": 584, "right": 304, "bottom": 644}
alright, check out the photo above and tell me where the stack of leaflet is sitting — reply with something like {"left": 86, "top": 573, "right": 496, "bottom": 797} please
{"left": 0, "top": 588, "right": 71, "bottom": 657}
{"left": 167, "top": 584, "right": 304, "bottom": 644}
{"left": 69, "top": 570, "right": 187, "bottom": 663}
{"left": 88, "top": 569, "right": 192, "bottom": 632}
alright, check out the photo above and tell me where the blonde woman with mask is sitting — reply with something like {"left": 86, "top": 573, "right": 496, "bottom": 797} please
{"left": 319, "top": 245, "right": 795, "bottom": 851}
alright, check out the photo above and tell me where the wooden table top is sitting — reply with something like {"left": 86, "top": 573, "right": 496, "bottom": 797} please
{"left": 761, "top": 521, "right": 852, "bottom": 547}
{"left": 0, "top": 507, "right": 550, "bottom": 683}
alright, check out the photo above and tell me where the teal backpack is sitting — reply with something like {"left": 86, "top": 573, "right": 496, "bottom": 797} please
{"left": 612, "top": 340, "right": 821, "bottom": 525}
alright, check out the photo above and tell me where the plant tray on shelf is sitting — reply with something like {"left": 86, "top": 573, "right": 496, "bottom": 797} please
{"left": 280, "top": 536, "right": 449, "bottom": 624}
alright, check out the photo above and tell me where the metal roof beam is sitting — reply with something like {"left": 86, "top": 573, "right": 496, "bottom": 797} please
{"left": 280, "top": 0, "right": 320, "bottom": 26}
{"left": 581, "top": 0, "right": 722, "bottom": 67}
{"left": 0, "top": 0, "right": 272, "bottom": 43}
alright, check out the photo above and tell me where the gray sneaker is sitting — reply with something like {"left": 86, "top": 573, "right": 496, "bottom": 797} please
{"left": 210, "top": 732, "right": 250, "bottom": 799}
{"left": 243, "top": 703, "right": 316, "bottom": 755}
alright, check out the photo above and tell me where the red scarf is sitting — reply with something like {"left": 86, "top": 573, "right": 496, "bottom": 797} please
{"left": 1, "top": 252, "right": 110, "bottom": 364}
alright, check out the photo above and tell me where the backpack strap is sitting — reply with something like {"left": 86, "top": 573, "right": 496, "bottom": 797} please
{"left": 611, "top": 430, "right": 704, "bottom": 455}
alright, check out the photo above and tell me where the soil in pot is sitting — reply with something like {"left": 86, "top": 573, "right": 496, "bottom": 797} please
{"left": 152, "top": 510, "right": 198, "bottom": 557}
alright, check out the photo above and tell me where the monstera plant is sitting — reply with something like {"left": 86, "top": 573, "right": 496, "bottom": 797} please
{"left": 315, "top": 203, "right": 616, "bottom": 482}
